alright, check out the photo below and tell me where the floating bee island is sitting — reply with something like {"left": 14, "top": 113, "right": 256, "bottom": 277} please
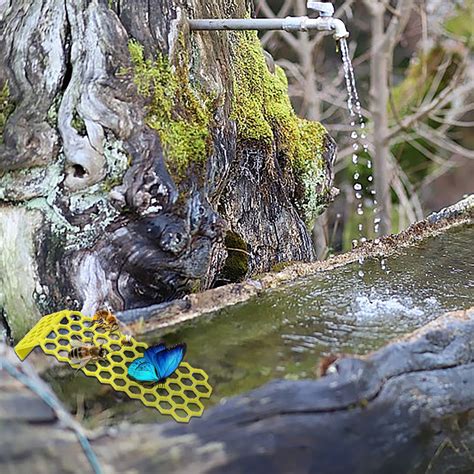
{"left": 15, "top": 310, "right": 213, "bottom": 423}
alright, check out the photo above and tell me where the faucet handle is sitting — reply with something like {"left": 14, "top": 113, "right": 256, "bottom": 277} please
{"left": 307, "top": 1, "right": 334, "bottom": 17}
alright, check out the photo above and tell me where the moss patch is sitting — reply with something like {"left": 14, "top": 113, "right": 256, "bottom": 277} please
{"left": 231, "top": 31, "right": 328, "bottom": 224}
{"left": 0, "top": 81, "right": 15, "bottom": 144}
{"left": 128, "top": 40, "right": 213, "bottom": 181}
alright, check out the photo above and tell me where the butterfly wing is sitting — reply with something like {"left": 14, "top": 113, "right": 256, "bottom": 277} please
{"left": 127, "top": 357, "right": 159, "bottom": 382}
{"left": 151, "top": 344, "right": 186, "bottom": 381}
{"left": 144, "top": 343, "right": 166, "bottom": 365}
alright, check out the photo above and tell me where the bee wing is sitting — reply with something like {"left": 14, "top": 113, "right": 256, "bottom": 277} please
{"left": 70, "top": 338, "right": 86, "bottom": 348}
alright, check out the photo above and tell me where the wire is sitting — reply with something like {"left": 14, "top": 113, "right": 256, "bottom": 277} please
{"left": 0, "top": 358, "right": 104, "bottom": 474}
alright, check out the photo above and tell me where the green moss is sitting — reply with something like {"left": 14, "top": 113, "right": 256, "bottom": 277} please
{"left": 71, "top": 110, "right": 86, "bottom": 136}
{"left": 221, "top": 231, "right": 249, "bottom": 283}
{"left": 128, "top": 40, "right": 212, "bottom": 180}
{"left": 0, "top": 81, "right": 15, "bottom": 144}
{"left": 231, "top": 32, "right": 328, "bottom": 224}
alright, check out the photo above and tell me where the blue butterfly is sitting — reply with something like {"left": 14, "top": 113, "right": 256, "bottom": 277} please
{"left": 127, "top": 343, "right": 186, "bottom": 383}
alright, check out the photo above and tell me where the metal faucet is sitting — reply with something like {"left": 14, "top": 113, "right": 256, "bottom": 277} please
{"left": 188, "top": 1, "right": 349, "bottom": 41}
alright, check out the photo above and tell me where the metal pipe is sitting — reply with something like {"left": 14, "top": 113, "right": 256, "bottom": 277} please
{"left": 188, "top": 16, "right": 349, "bottom": 40}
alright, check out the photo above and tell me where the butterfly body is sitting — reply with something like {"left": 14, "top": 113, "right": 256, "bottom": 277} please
{"left": 128, "top": 343, "right": 186, "bottom": 384}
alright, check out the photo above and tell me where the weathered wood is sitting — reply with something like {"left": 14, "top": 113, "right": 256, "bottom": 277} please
{"left": 2, "top": 308, "right": 474, "bottom": 473}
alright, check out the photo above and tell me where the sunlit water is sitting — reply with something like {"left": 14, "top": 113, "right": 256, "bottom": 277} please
{"left": 42, "top": 225, "right": 473, "bottom": 427}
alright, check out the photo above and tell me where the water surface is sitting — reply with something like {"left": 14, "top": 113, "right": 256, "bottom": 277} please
{"left": 43, "top": 225, "right": 473, "bottom": 426}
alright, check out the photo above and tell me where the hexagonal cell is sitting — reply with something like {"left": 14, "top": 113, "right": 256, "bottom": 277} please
{"left": 60, "top": 317, "right": 69, "bottom": 325}
{"left": 98, "top": 371, "right": 112, "bottom": 380}
{"left": 57, "top": 350, "right": 69, "bottom": 359}
{"left": 83, "top": 330, "right": 94, "bottom": 339}
{"left": 129, "top": 385, "right": 142, "bottom": 395}
{"left": 57, "top": 338, "right": 69, "bottom": 346}
{"left": 156, "top": 388, "right": 170, "bottom": 397}
{"left": 109, "top": 344, "right": 121, "bottom": 352}
{"left": 57, "top": 327, "right": 69, "bottom": 335}
{"left": 112, "top": 366, "right": 125, "bottom": 375}
{"left": 144, "top": 393, "right": 157, "bottom": 403}
{"left": 178, "top": 376, "right": 193, "bottom": 387}
{"left": 44, "top": 343, "right": 56, "bottom": 351}
{"left": 193, "top": 372, "right": 205, "bottom": 381}
{"left": 168, "top": 382, "right": 181, "bottom": 392}
{"left": 187, "top": 402, "right": 202, "bottom": 413}
{"left": 173, "top": 408, "right": 189, "bottom": 420}
{"left": 195, "top": 384, "right": 211, "bottom": 395}
{"left": 112, "top": 379, "right": 126, "bottom": 387}
{"left": 171, "top": 395, "right": 185, "bottom": 406}
{"left": 179, "top": 366, "right": 191, "bottom": 374}
{"left": 123, "top": 350, "right": 136, "bottom": 360}
{"left": 46, "top": 330, "right": 57, "bottom": 339}
{"left": 158, "top": 401, "right": 172, "bottom": 411}
{"left": 184, "top": 390, "right": 197, "bottom": 399}
{"left": 111, "top": 354, "right": 123, "bottom": 363}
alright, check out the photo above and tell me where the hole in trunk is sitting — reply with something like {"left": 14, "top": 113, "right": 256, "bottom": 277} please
{"left": 72, "top": 164, "right": 87, "bottom": 178}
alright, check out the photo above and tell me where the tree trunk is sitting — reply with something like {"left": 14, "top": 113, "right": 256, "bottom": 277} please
{"left": 369, "top": 4, "right": 393, "bottom": 236}
{"left": 0, "top": 0, "right": 336, "bottom": 339}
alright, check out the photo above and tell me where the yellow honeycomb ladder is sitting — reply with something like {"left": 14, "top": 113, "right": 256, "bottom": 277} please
{"left": 15, "top": 310, "right": 213, "bottom": 423}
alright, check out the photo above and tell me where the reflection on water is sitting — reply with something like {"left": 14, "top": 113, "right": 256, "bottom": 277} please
{"left": 43, "top": 225, "right": 473, "bottom": 426}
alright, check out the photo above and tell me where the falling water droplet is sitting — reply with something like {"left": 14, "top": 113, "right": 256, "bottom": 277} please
{"left": 351, "top": 131, "right": 358, "bottom": 139}
{"left": 358, "top": 224, "right": 363, "bottom": 231}
{"left": 352, "top": 154, "right": 358, "bottom": 164}
{"left": 356, "top": 192, "right": 362, "bottom": 199}
{"left": 352, "top": 239, "right": 358, "bottom": 248}
{"left": 353, "top": 143, "right": 359, "bottom": 151}
{"left": 368, "top": 176, "right": 373, "bottom": 182}
{"left": 374, "top": 218, "right": 381, "bottom": 224}
{"left": 357, "top": 208, "right": 364, "bottom": 215}
{"left": 358, "top": 270, "right": 365, "bottom": 277}
{"left": 361, "top": 133, "right": 366, "bottom": 139}
{"left": 367, "top": 160, "right": 372, "bottom": 169}
{"left": 353, "top": 172, "right": 360, "bottom": 180}
{"left": 354, "top": 183, "right": 362, "bottom": 191}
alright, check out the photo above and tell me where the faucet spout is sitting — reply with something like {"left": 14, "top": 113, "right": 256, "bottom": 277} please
{"left": 305, "top": 17, "right": 349, "bottom": 40}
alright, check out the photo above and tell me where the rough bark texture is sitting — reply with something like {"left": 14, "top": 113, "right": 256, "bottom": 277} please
{"left": 2, "top": 308, "right": 474, "bottom": 473}
{"left": 0, "top": 0, "right": 336, "bottom": 339}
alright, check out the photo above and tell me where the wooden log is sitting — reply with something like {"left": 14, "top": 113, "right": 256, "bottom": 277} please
{"left": 2, "top": 308, "right": 474, "bottom": 473}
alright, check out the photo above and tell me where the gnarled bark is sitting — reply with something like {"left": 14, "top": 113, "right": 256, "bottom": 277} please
{"left": 0, "top": 0, "right": 336, "bottom": 339}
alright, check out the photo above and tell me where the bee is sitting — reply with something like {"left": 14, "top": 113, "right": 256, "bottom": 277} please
{"left": 119, "top": 334, "right": 133, "bottom": 347}
{"left": 68, "top": 338, "right": 108, "bottom": 371}
{"left": 90, "top": 308, "right": 135, "bottom": 347}
{"left": 91, "top": 309, "right": 120, "bottom": 333}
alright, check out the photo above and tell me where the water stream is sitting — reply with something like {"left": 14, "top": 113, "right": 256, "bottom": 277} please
{"left": 340, "top": 38, "right": 386, "bottom": 272}
{"left": 43, "top": 225, "right": 473, "bottom": 427}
